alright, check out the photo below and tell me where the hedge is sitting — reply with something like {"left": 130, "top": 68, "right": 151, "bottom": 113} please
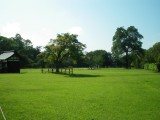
{"left": 144, "top": 63, "right": 160, "bottom": 72}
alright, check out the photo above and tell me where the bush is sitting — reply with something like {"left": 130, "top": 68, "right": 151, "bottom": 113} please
{"left": 144, "top": 63, "right": 160, "bottom": 72}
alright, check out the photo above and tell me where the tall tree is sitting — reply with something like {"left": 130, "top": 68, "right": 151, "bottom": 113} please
{"left": 130, "top": 48, "right": 145, "bottom": 68}
{"left": 0, "top": 34, "right": 41, "bottom": 68}
{"left": 145, "top": 42, "right": 160, "bottom": 63}
{"left": 0, "top": 36, "right": 15, "bottom": 51}
{"left": 86, "top": 50, "right": 112, "bottom": 68}
{"left": 45, "top": 33, "right": 86, "bottom": 73}
{"left": 112, "top": 26, "right": 143, "bottom": 68}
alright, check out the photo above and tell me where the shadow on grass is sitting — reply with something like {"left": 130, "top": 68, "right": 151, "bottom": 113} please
{"left": 68, "top": 74, "right": 102, "bottom": 78}
{"left": 40, "top": 71, "right": 103, "bottom": 78}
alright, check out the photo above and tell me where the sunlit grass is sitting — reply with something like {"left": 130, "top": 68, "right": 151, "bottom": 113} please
{"left": 0, "top": 68, "right": 160, "bottom": 120}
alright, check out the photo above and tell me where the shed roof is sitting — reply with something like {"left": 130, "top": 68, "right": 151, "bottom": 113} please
{"left": 0, "top": 52, "right": 14, "bottom": 60}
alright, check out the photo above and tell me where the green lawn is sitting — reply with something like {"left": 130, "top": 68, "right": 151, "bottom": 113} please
{"left": 0, "top": 68, "right": 160, "bottom": 120}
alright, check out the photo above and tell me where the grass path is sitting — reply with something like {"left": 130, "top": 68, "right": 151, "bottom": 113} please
{"left": 0, "top": 68, "right": 160, "bottom": 120}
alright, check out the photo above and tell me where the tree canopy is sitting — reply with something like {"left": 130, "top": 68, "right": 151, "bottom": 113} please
{"left": 1, "top": 26, "right": 160, "bottom": 72}
{"left": 112, "top": 26, "right": 143, "bottom": 68}
{"left": 85, "top": 50, "right": 112, "bottom": 68}
{"left": 44, "top": 33, "right": 86, "bottom": 72}
{"left": 145, "top": 42, "right": 160, "bottom": 63}
{"left": 0, "top": 34, "right": 41, "bottom": 67}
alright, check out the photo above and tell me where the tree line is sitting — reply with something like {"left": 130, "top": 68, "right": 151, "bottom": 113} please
{"left": 0, "top": 26, "right": 160, "bottom": 72}
{"left": 0, "top": 34, "right": 41, "bottom": 67}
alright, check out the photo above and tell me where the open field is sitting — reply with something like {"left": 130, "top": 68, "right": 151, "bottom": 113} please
{"left": 0, "top": 68, "right": 160, "bottom": 120}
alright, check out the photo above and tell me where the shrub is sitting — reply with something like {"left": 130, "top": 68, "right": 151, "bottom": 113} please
{"left": 144, "top": 63, "right": 160, "bottom": 72}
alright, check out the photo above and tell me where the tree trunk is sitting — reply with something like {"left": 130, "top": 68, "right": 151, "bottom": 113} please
{"left": 55, "top": 62, "right": 60, "bottom": 73}
{"left": 54, "top": 60, "right": 60, "bottom": 73}
{"left": 56, "top": 67, "right": 59, "bottom": 73}
{"left": 126, "top": 51, "right": 129, "bottom": 69}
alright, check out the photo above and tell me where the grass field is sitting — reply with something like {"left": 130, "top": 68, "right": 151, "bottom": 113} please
{"left": 0, "top": 68, "right": 160, "bottom": 120}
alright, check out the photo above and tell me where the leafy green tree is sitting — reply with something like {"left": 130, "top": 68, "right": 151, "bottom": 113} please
{"left": 145, "top": 42, "right": 160, "bottom": 63}
{"left": 130, "top": 48, "right": 145, "bottom": 68}
{"left": 0, "top": 35, "right": 15, "bottom": 51}
{"left": 37, "top": 51, "right": 50, "bottom": 68}
{"left": 112, "top": 26, "right": 143, "bottom": 68}
{"left": 45, "top": 33, "right": 86, "bottom": 72}
{"left": 0, "top": 34, "right": 41, "bottom": 68}
{"left": 85, "top": 50, "right": 112, "bottom": 68}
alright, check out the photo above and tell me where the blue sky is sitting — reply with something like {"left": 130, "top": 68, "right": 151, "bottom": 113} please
{"left": 0, "top": 0, "right": 160, "bottom": 52}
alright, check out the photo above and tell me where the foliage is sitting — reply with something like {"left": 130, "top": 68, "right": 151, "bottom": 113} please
{"left": 0, "top": 34, "right": 41, "bottom": 67}
{"left": 130, "top": 48, "right": 145, "bottom": 68}
{"left": 112, "top": 26, "right": 143, "bottom": 68}
{"left": 85, "top": 50, "right": 112, "bottom": 68}
{"left": 44, "top": 33, "right": 86, "bottom": 72}
{"left": 1, "top": 28, "right": 160, "bottom": 70}
{"left": 143, "top": 42, "right": 160, "bottom": 72}
{"left": 145, "top": 42, "right": 160, "bottom": 63}
{"left": 0, "top": 36, "right": 15, "bottom": 51}
{"left": 144, "top": 63, "right": 160, "bottom": 72}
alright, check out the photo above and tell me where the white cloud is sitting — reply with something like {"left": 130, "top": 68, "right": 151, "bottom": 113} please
{"left": 69, "top": 26, "right": 83, "bottom": 35}
{"left": 1, "top": 22, "right": 21, "bottom": 37}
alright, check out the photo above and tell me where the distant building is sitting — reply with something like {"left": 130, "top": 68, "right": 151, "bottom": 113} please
{"left": 0, "top": 51, "right": 20, "bottom": 73}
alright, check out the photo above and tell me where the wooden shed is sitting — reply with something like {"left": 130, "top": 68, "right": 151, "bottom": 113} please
{"left": 0, "top": 51, "right": 20, "bottom": 73}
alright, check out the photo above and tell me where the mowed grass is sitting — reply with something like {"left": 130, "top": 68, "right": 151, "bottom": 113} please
{"left": 0, "top": 68, "right": 160, "bottom": 120}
